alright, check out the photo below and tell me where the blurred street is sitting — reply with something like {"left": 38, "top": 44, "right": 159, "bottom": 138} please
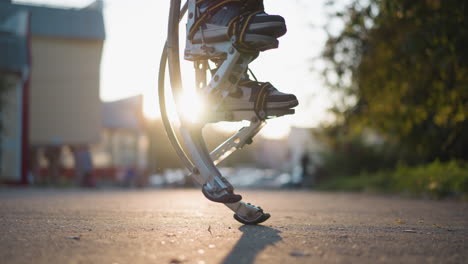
{"left": 0, "top": 189, "right": 467, "bottom": 264}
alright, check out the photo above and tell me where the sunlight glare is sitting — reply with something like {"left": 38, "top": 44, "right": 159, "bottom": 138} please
{"left": 177, "top": 89, "right": 204, "bottom": 123}
{"left": 260, "top": 119, "right": 291, "bottom": 140}
{"left": 143, "top": 94, "right": 158, "bottom": 120}
{"left": 143, "top": 88, "right": 204, "bottom": 123}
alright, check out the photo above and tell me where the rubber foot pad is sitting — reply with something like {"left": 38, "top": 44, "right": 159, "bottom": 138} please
{"left": 202, "top": 186, "right": 242, "bottom": 203}
{"left": 233, "top": 213, "right": 271, "bottom": 225}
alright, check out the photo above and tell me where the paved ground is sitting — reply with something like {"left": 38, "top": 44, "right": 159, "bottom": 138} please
{"left": 0, "top": 189, "right": 467, "bottom": 264}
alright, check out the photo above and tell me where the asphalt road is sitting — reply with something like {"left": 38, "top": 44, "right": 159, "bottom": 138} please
{"left": 0, "top": 189, "right": 467, "bottom": 264}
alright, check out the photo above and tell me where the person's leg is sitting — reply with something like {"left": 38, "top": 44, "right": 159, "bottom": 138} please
{"left": 187, "top": 0, "right": 298, "bottom": 112}
{"left": 190, "top": 0, "right": 286, "bottom": 52}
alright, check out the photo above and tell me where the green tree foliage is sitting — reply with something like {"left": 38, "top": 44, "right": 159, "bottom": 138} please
{"left": 323, "top": 0, "right": 468, "bottom": 162}
{"left": 318, "top": 161, "right": 468, "bottom": 199}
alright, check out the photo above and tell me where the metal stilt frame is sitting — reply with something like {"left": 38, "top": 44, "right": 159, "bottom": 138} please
{"left": 158, "top": 0, "right": 294, "bottom": 224}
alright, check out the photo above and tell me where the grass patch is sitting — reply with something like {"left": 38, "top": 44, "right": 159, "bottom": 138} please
{"left": 317, "top": 161, "right": 468, "bottom": 199}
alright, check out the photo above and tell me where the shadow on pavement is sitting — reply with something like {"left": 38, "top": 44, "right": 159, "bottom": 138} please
{"left": 222, "top": 225, "right": 282, "bottom": 264}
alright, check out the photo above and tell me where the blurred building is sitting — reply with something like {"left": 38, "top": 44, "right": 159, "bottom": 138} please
{"left": 0, "top": 5, "right": 29, "bottom": 182}
{"left": 0, "top": 0, "right": 105, "bottom": 183}
{"left": 254, "top": 137, "right": 289, "bottom": 170}
{"left": 91, "top": 95, "right": 148, "bottom": 185}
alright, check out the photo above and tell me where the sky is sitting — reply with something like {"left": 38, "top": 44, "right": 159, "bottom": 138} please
{"left": 14, "top": 0, "right": 344, "bottom": 139}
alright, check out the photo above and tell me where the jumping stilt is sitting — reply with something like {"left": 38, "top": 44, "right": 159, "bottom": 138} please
{"left": 159, "top": 0, "right": 297, "bottom": 225}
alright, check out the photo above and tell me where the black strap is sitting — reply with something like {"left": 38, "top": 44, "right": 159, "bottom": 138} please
{"left": 227, "top": 10, "right": 263, "bottom": 54}
{"left": 253, "top": 82, "right": 274, "bottom": 120}
{"left": 189, "top": 0, "right": 265, "bottom": 54}
{"left": 188, "top": 0, "right": 241, "bottom": 41}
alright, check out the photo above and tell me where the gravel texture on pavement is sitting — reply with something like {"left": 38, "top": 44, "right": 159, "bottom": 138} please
{"left": 0, "top": 189, "right": 467, "bottom": 264}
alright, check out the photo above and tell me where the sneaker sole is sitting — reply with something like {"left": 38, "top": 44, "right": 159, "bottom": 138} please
{"left": 221, "top": 99, "right": 299, "bottom": 111}
{"left": 192, "top": 22, "right": 286, "bottom": 43}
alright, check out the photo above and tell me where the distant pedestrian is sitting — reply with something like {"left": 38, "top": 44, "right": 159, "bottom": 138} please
{"left": 301, "top": 153, "right": 310, "bottom": 179}
{"left": 44, "top": 146, "right": 62, "bottom": 184}
{"left": 70, "top": 145, "right": 95, "bottom": 187}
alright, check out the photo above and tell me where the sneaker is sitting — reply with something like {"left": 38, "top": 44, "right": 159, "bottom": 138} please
{"left": 189, "top": 1, "right": 287, "bottom": 52}
{"left": 221, "top": 80, "right": 298, "bottom": 111}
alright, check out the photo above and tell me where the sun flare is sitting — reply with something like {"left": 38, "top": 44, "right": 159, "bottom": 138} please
{"left": 144, "top": 89, "right": 291, "bottom": 140}
{"left": 143, "top": 88, "right": 204, "bottom": 123}
{"left": 177, "top": 90, "right": 205, "bottom": 123}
